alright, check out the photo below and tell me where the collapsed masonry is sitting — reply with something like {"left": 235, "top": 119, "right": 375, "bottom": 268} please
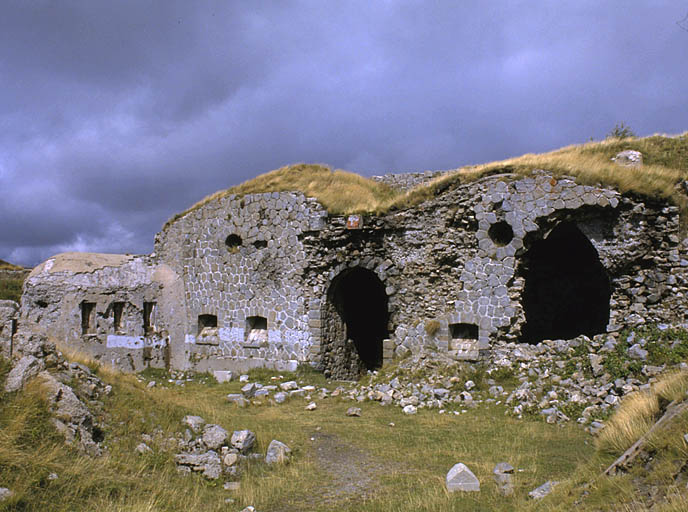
{"left": 6, "top": 171, "right": 688, "bottom": 379}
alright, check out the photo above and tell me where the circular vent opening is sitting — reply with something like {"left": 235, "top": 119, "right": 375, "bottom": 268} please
{"left": 488, "top": 221, "right": 514, "bottom": 246}
{"left": 225, "top": 234, "right": 243, "bottom": 252}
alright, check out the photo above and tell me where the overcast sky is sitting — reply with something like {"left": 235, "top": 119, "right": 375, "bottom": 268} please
{"left": 1, "top": 1, "right": 687, "bottom": 267}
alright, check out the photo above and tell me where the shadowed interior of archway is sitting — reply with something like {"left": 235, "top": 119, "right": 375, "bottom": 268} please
{"left": 520, "top": 221, "right": 611, "bottom": 344}
{"left": 329, "top": 267, "right": 388, "bottom": 370}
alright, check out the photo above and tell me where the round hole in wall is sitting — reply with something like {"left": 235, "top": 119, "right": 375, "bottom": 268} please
{"left": 225, "top": 234, "right": 242, "bottom": 250}
{"left": 488, "top": 221, "right": 514, "bottom": 246}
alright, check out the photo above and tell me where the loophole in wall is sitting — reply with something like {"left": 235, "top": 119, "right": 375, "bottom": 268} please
{"left": 488, "top": 221, "right": 514, "bottom": 246}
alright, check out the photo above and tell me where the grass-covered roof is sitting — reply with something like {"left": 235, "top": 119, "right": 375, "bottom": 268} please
{"left": 164, "top": 132, "right": 688, "bottom": 230}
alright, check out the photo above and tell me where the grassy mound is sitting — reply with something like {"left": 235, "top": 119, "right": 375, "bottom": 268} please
{"left": 164, "top": 133, "right": 688, "bottom": 230}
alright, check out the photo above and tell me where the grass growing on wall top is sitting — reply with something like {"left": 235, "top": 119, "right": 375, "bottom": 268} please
{"left": 163, "top": 132, "right": 688, "bottom": 230}
{"left": 391, "top": 132, "right": 688, "bottom": 212}
{"left": 0, "top": 259, "right": 22, "bottom": 271}
{"left": 163, "top": 164, "right": 401, "bottom": 230}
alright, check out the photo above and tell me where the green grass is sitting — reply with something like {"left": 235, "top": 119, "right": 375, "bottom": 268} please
{"left": 0, "top": 258, "right": 26, "bottom": 302}
{"left": 4, "top": 349, "right": 688, "bottom": 511}
{"left": 0, "top": 358, "right": 598, "bottom": 512}
{"left": 0, "top": 276, "right": 23, "bottom": 302}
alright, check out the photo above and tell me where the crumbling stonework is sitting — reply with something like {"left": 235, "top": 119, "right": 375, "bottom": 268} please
{"left": 371, "top": 170, "right": 446, "bottom": 191}
{"left": 18, "top": 253, "right": 185, "bottom": 371}
{"left": 15, "top": 170, "right": 688, "bottom": 378}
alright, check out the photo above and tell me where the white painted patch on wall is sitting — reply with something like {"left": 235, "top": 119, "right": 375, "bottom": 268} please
{"left": 106, "top": 335, "right": 144, "bottom": 349}
{"left": 185, "top": 334, "right": 196, "bottom": 344}
{"left": 219, "top": 327, "right": 243, "bottom": 341}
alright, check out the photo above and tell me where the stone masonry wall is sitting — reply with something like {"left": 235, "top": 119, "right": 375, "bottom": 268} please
{"left": 15, "top": 170, "right": 686, "bottom": 377}
{"left": 154, "top": 192, "right": 329, "bottom": 373}
{"left": 299, "top": 172, "right": 682, "bottom": 377}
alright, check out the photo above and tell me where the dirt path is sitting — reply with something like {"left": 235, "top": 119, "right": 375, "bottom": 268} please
{"left": 287, "top": 429, "right": 392, "bottom": 510}
{"left": 311, "top": 430, "right": 387, "bottom": 501}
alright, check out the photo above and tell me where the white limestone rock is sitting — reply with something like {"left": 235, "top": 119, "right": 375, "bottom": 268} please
{"left": 265, "top": 439, "right": 291, "bottom": 464}
{"left": 202, "top": 424, "right": 228, "bottom": 450}
{"left": 4, "top": 355, "right": 44, "bottom": 392}
{"left": 446, "top": 463, "right": 480, "bottom": 492}
{"left": 231, "top": 429, "right": 256, "bottom": 453}
{"left": 402, "top": 404, "right": 417, "bottom": 415}
{"left": 529, "top": 480, "right": 558, "bottom": 499}
{"left": 181, "top": 415, "right": 205, "bottom": 433}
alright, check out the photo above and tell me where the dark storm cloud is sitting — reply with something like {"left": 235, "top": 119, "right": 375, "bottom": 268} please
{"left": 1, "top": 1, "right": 686, "bottom": 266}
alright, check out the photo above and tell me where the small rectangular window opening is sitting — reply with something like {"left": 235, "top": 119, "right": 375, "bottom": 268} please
{"left": 198, "top": 314, "right": 218, "bottom": 335}
{"left": 112, "top": 302, "right": 125, "bottom": 333}
{"left": 143, "top": 302, "right": 156, "bottom": 336}
{"left": 81, "top": 302, "right": 96, "bottom": 335}
{"left": 449, "top": 323, "right": 479, "bottom": 340}
{"left": 246, "top": 316, "right": 268, "bottom": 344}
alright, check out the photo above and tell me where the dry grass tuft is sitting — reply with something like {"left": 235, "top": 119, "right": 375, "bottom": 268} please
{"left": 0, "top": 259, "right": 22, "bottom": 270}
{"left": 596, "top": 370, "right": 688, "bottom": 454}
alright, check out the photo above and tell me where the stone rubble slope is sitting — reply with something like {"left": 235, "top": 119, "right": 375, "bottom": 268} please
{"left": 1, "top": 331, "right": 109, "bottom": 456}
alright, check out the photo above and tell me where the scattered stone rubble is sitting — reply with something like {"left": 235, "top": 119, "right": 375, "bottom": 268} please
{"left": 211, "top": 325, "right": 688, "bottom": 440}
{"left": 167, "top": 415, "right": 291, "bottom": 481}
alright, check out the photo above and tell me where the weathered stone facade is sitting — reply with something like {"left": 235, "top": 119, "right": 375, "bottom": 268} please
{"left": 14, "top": 171, "right": 688, "bottom": 378}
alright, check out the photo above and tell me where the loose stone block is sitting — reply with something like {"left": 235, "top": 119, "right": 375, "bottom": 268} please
{"left": 446, "top": 463, "right": 480, "bottom": 492}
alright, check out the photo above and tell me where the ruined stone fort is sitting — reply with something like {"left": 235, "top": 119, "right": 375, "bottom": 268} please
{"left": 3, "top": 166, "right": 686, "bottom": 379}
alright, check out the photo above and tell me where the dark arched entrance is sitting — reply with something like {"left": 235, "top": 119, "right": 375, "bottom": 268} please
{"left": 321, "top": 267, "right": 389, "bottom": 379}
{"left": 520, "top": 222, "right": 611, "bottom": 343}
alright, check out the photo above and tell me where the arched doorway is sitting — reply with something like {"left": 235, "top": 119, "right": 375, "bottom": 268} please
{"left": 321, "top": 267, "right": 389, "bottom": 379}
{"left": 520, "top": 222, "right": 611, "bottom": 343}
